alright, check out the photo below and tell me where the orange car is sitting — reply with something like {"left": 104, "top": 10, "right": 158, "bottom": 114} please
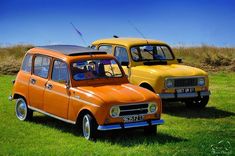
{"left": 9, "top": 45, "right": 164, "bottom": 140}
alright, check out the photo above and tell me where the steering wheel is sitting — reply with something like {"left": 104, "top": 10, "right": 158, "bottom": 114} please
{"left": 105, "top": 71, "right": 113, "bottom": 77}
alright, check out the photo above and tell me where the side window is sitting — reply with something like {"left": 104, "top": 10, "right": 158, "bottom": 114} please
{"left": 52, "top": 60, "right": 69, "bottom": 83}
{"left": 21, "top": 54, "right": 32, "bottom": 73}
{"left": 98, "top": 45, "right": 112, "bottom": 54}
{"left": 34, "top": 55, "right": 50, "bottom": 78}
{"left": 114, "top": 46, "right": 129, "bottom": 63}
{"left": 90, "top": 45, "right": 96, "bottom": 49}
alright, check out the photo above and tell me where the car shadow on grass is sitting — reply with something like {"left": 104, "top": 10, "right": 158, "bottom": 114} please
{"left": 31, "top": 114, "right": 80, "bottom": 135}
{"left": 97, "top": 129, "right": 187, "bottom": 146}
{"left": 31, "top": 114, "right": 187, "bottom": 146}
{"left": 163, "top": 102, "right": 235, "bottom": 119}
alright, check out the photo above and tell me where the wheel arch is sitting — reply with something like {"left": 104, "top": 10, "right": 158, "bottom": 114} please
{"left": 13, "top": 93, "right": 28, "bottom": 105}
{"left": 139, "top": 82, "right": 155, "bottom": 93}
{"left": 76, "top": 109, "right": 97, "bottom": 126}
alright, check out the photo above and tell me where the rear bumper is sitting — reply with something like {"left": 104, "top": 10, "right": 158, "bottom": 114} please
{"left": 97, "top": 119, "right": 164, "bottom": 131}
{"left": 8, "top": 95, "right": 13, "bottom": 101}
{"left": 158, "top": 90, "right": 211, "bottom": 99}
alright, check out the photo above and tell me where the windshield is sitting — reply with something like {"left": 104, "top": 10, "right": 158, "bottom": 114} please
{"left": 130, "top": 45, "right": 174, "bottom": 61}
{"left": 71, "top": 59, "right": 123, "bottom": 81}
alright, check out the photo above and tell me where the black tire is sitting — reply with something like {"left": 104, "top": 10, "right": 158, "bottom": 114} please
{"left": 185, "top": 96, "right": 209, "bottom": 109}
{"left": 144, "top": 125, "right": 157, "bottom": 135}
{"left": 82, "top": 114, "right": 98, "bottom": 140}
{"left": 15, "top": 98, "right": 33, "bottom": 121}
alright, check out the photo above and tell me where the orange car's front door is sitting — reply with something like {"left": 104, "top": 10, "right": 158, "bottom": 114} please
{"left": 43, "top": 59, "right": 70, "bottom": 119}
{"left": 28, "top": 55, "right": 51, "bottom": 110}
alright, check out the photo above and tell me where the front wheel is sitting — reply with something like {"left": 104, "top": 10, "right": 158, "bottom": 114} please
{"left": 185, "top": 96, "right": 209, "bottom": 109}
{"left": 144, "top": 125, "right": 157, "bottom": 135}
{"left": 15, "top": 98, "right": 33, "bottom": 121}
{"left": 82, "top": 114, "right": 98, "bottom": 140}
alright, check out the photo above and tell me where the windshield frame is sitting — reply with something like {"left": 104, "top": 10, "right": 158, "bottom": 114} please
{"left": 129, "top": 44, "right": 175, "bottom": 62}
{"left": 70, "top": 58, "right": 125, "bottom": 82}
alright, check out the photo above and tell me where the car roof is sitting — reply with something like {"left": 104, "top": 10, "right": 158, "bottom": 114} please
{"left": 36, "top": 45, "right": 107, "bottom": 56}
{"left": 92, "top": 38, "right": 167, "bottom": 47}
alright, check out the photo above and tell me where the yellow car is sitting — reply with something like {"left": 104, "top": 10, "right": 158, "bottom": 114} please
{"left": 92, "top": 38, "right": 211, "bottom": 108}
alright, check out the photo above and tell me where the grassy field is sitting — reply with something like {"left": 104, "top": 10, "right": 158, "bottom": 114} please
{"left": 0, "top": 72, "right": 234, "bottom": 155}
{"left": 173, "top": 46, "right": 235, "bottom": 72}
{"left": 0, "top": 45, "right": 235, "bottom": 74}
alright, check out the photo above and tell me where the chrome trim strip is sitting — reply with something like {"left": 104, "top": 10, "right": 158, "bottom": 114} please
{"left": 97, "top": 124, "right": 122, "bottom": 131}
{"left": 177, "top": 92, "right": 198, "bottom": 98}
{"left": 158, "top": 91, "right": 210, "bottom": 99}
{"left": 28, "top": 106, "right": 76, "bottom": 124}
{"left": 124, "top": 121, "right": 149, "bottom": 128}
{"left": 97, "top": 119, "right": 164, "bottom": 131}
{"left": 157, "top": 93, "right": 175, "bottom": 99}
{"left": 200, "top": 91, "right": 211, "bottom": 97}
{"left": 151, "top": 119, "right": 164, "bottom": 125}
{"left": 120, "top": 108, "right": 148, "bottom": 112}
{"left": 117, "top": 102, "right": 150, "bottom": 107}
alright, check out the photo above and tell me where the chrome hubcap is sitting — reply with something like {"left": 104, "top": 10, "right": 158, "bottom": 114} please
{"left": 83, "top": 116, "right": 90, "bottom": 139}
{"left": 16, "top": 99, "right": 27, "bottom": 120}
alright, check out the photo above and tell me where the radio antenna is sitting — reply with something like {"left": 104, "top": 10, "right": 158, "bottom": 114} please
{"left": 70, "top": 22, "right": 87, "bottom": 46}
{"left": 128, "top": 20, "right": 147, "bottom": 39}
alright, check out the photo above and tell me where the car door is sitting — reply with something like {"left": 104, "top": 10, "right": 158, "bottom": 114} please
{"left": 43, "top": 59, "right": 70, "bottom": 119}
{"left": 29, "top": 55, "right": 51, "bottom": 110}
{"left": 114, "top": 46, "right": 131, "bottom": 77}
{"left": 19, "top": 54, "right": 33, "bottom": 101}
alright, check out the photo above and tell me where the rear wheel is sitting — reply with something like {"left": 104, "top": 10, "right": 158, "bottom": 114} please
{"left": 144, "top": 125, "right": 157, "bottom": 135}
{"left": 185, "top": 96, "right": 209, "bottom": 109}
{"left": 15, "top": 98, "right": 33, "bottom": 121}
{"left": 82, "top": 114, "right": 98, "bottom": 140}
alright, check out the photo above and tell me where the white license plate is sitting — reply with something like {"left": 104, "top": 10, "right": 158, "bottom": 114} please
{"left": 123, "top": 115, "right": 144, "bottom": 123}
{"left": 176, "top": 88, "right": 195, "bottom": 93}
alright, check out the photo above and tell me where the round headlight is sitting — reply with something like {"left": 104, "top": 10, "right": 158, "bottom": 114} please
{"left": 110, "top": 106, "right": 120, "bottom": 117}
{"left": 148, "top": 102, "right": 157, "bottom": 113}
{"left": 198, "top": 77, "right": 205, "bottom": 86}
{"left": 166, "top": 79, "right": 174, "bottom": 88}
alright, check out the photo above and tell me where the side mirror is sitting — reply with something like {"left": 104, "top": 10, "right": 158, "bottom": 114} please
{"left": 121, "top": 61, "right": 129, "bottom": 66}
{"left": 177, "top": 58, "right": 183, "bottom": 63}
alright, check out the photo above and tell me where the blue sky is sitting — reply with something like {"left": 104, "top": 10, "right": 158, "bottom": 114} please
{"left": 1, "top": 0, "right": 235, "bottom": 47}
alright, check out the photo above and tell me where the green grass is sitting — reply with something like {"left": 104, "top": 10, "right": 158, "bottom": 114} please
{"left": 0, "top": 73, "right": 234, "bottom": 155}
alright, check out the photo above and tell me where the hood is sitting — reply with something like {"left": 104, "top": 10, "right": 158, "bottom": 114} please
{"left": 136, "top": 64, "right": 207, "bottom": 77}
{"left": 77, "top": 83, "right": 155, "bottom": 104}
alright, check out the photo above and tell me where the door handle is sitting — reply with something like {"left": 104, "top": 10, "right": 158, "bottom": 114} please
{"left": 46, "top": 84, "right": 53, "bottom": 90}
{"left": 30, "top": 78, "right": 36, "bottom": 84}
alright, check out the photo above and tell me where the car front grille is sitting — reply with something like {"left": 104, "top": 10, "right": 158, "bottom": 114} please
{"left": 174, "top": 78, "right": 198, "bottom": 87}
{"left": 119, "top": 103, "right": 148, "bottom": 116}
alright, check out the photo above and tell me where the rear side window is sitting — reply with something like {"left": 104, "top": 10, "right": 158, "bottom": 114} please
{"left": 114, "top": 46, "right": 129, "bottom": 63}
{"left": 52, "top": 60, "right": 69, "bottom": 83}
{"left": 98, "top": 45, "right": 112, "bottom": 54}
{"left": 34, "top": 55, "right": 51, "bottom": 78}
{"left": 21, "top": 54, "right": 32, "bottom": 73}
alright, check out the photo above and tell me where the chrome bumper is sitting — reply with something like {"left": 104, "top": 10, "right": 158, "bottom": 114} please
{"left": 158, "top": 90, "right": 211, "bottom": 99}
{"left": 97, "top": 119, "right": 164, "bottom": 131}
{"left": 8, "top": 95, "right": 13, "bottom": 101}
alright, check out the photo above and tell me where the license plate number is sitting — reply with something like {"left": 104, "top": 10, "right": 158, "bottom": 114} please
{"left": 176, "top": 88, "right": 195, "bottom": 93}
{"left": 123, "top": 115, "right": 144, "bottom": 123}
